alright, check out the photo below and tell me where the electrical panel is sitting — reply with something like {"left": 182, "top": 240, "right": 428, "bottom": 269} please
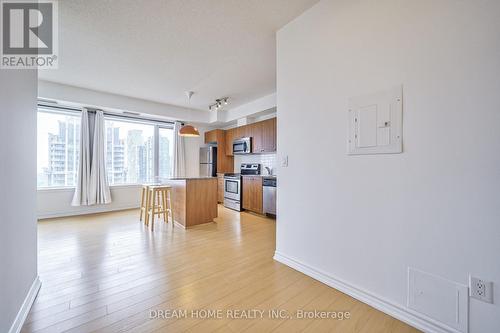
{"left": 348, "top": 85, "right": 403, "bottom": 155}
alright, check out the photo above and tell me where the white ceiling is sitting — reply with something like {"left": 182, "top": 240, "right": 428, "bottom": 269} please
{"left": 39, "top": 0, "right": 318, "bottom": 111}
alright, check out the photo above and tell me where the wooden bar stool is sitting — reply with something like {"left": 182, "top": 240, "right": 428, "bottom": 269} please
{"left": 139, "top": 184, "right": 150, "bottom": 226}
{"left": 146, "top": 185, "right": 174, "bottom": 231}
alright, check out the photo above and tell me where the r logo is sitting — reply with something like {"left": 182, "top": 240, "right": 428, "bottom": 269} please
{"left": 2, "top": 1, "right": 53, "bottom": 54}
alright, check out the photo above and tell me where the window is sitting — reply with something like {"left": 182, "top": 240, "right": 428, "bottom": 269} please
{"left": 37, "top": 110, "right": 81, "bottom": 187}
{"left": 37, "top": 105, "right": 175, "bottom": 188}
{"left": 105, "top": 120, "right": 155, "bottom": 184}
{"left": 158, "top": 127, "right": 174, "bottom": 179}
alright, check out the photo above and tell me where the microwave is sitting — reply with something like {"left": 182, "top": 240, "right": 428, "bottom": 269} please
{"left": 233, "top": 137, "right": 252, "bottom": 154}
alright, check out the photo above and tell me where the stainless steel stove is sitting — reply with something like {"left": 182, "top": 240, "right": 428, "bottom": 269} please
{"left": 223, "top": 164, "right": 260, "bottom": 211}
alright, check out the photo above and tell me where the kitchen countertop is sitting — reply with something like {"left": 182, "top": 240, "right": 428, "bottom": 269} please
{"left": 241, "top": 174, "right": 276, "bottom": 178}
{"left": 167, "top": 177, "right": 216, "bottom": 180}
{"left": 145, "top": 177, "right": 216, "bottom": 185}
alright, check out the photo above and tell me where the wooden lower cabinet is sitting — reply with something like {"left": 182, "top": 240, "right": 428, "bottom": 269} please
{"left": 217, "top": 174, "right": 224, "bottom": 204}
{"left": 161, "top": 178, "right": 218, "bottom": 228}
{"left": 242, "top": 176, "right": 263, "bottom": 214}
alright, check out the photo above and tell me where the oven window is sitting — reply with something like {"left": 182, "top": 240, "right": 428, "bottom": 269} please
{"left": 225, "top": 180, "right": 239, "bottom": 194}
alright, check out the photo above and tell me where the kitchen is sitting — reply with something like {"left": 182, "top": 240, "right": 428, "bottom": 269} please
{"left": 200, "top": 116, "right": 277, "bottom": 217}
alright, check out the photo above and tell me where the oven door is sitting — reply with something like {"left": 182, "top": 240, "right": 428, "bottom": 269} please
{"left": 224, "top": 178, "right": 241, "bottom": 201}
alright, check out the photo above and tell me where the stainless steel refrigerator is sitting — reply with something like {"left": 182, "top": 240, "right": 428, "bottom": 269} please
{"left": 199, "top": 146, "right": 217, "bottom": 177}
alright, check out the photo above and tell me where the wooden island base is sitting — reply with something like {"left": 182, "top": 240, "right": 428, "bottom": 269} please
{"left": 163, "top": 177, "right": 218, "bottom": 228}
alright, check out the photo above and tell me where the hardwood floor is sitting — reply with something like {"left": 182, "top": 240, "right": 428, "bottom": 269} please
{"left": 23, "top": 206, "right": 420, "bottom": 333}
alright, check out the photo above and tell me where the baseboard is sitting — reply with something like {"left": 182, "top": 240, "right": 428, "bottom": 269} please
{"left": 273, "top": 252, "right": 460, "bottom": 333}
{"left": 8, "top": 276, "right": 41, "bottom": 333}
{"left": 37, "top": 204, "right": 140, "bottom": 219}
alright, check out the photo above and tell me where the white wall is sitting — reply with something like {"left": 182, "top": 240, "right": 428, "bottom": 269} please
{"left": 276, "top": 1, "right": 500, "bottom": 332}
{"left": 39, "top": 80, "right": 210, "bottom": 123}
{"left": 0, "top": 70, "right": 39, "bottom": 332}
{"left": 184, "top": 129, "right": 205, "bottom": 178}
{"left": 39, "top": 80, "right": 276, "bottom": 126}
{"left": 220, "top": 93, "right": 276, "bottom": 123}
{"left": 37, "top": 186, "right": 141, "bottom": 219}
{"left": 234, "top": 154, "right": 277, "bottom": 175}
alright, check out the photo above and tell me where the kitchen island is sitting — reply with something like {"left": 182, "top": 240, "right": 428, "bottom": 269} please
{"left": 162, "top": 177, "right": 218, "bottom": 228}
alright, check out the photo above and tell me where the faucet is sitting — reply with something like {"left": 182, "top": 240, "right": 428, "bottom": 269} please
{"left": 265, "top": 166, "right": 273, "bottom": 175}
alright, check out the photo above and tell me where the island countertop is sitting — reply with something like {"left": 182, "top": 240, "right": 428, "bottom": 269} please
{"left": 160, "top": 178, "right": 218, "bottom": 228}
{"left": 166, "top": 177, "right": 217, "bottom": 180}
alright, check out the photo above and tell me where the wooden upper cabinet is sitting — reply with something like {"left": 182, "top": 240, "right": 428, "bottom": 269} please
{"left": 251, "top": 118, "right": 276, "bottom": 153}
{"left": 262, "top": 117, "right": 277, "bottom": 152}
{"left": 223, "top": 117, "right": 276, "bottom": 156}
{"left": 242, "top": 176, "right": 263, "bottom": 214}
{"left": 225, "top": 128, "right": 235, "bottom": 156}
{"left": 234, "top": 125, "right": 247, "bottom": 140}
{"left": 204, "top": 130, "right": 218, "bottom": 144}
{"left": 217, "top": 141, "right": 233, "bottom": 173}
{"left": 250, "top": 122, "right": 264, "bottom": 153}
{"left": 204, "top": 129, "right": 234, "bottom": 173}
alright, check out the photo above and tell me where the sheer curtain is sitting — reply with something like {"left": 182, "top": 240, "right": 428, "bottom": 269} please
{"left": 72, "top": 109, "right": 111, "bottom": 206}
{"left": 89, "top": 111, "right": 111, "bottom": 204}
{"left": 172, "top": 121, "right": 186, "bottom": 178}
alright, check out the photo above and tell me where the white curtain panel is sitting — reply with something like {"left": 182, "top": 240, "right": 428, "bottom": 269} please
{"left": 72, "top": 108, "right": 91, "bottom": 206}
{"left": 72, "top": 109, "right": 112, "bottom": 206}
{"left": 89, "top": 111, "right": 111, "bottom": 204}
{"left": 173, "top": 121, "right": 186, "bottom": 178}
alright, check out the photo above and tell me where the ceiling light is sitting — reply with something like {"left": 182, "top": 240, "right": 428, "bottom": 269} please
{"left": 178, "top": 124, "right": 200, "bottom": 137}
{"left": 209, "top": 97, "right": 230, "bottom": 111}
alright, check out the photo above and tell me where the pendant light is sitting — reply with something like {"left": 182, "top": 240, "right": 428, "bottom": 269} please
{"left": 178, "top": 91, "right": 200, "bottom": 137}
{"left": 178, "top": 124, "right": 200, "bottom": 137}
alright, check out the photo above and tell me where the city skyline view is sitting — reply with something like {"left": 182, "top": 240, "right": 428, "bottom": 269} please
{"left": 37, "top": 111, "right": 173, "bottom": 188}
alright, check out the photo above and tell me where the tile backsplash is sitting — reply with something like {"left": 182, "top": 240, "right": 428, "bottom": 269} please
{"left": 234, "top": 154, "right": 277, "bottom": 175}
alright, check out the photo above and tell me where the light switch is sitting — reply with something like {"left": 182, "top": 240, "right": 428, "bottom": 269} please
{"left": 280, "top": 155, "right": 288, "bottom": 167}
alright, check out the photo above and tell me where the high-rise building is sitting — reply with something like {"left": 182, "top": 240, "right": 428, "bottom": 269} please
{"left": 106, "top": 127, "right": 126, "bottom": 184}
{"left": 126, "top": 129, "right": 143, "bottom": 183}
{"left": 158, "top": 136, "right": 171, "bottom": 179}
{"left": 44, "top": 118, "right": 80, "bottom": 187}
{"left": 143, "top": 136, "right": 155, "bottom": 181}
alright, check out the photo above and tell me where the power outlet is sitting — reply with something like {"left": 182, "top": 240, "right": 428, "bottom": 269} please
{"left": 469, "top": 275, "right": 493, "bottom": 304}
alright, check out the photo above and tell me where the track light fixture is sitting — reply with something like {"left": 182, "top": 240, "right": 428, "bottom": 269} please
{"left": 209, "top": 97, "right": 229, "bottom": 111}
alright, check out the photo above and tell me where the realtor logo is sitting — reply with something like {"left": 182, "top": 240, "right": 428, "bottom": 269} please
{"left": 1, "top": 0, "right": 58, "bottom": 68}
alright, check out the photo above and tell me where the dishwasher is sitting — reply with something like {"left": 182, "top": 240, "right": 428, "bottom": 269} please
{"left": 263, "top": 177, "right": 277, "bottom": 216}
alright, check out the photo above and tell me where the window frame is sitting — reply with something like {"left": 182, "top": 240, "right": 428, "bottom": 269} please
{"left": 157, "top": 125, "right": 175, "bottom": 180}
{"left": 37, "top": 108, "right": 82, "bottom": 189}
{"left": 37, "top": 104, "right": 175, "bottom": 189}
